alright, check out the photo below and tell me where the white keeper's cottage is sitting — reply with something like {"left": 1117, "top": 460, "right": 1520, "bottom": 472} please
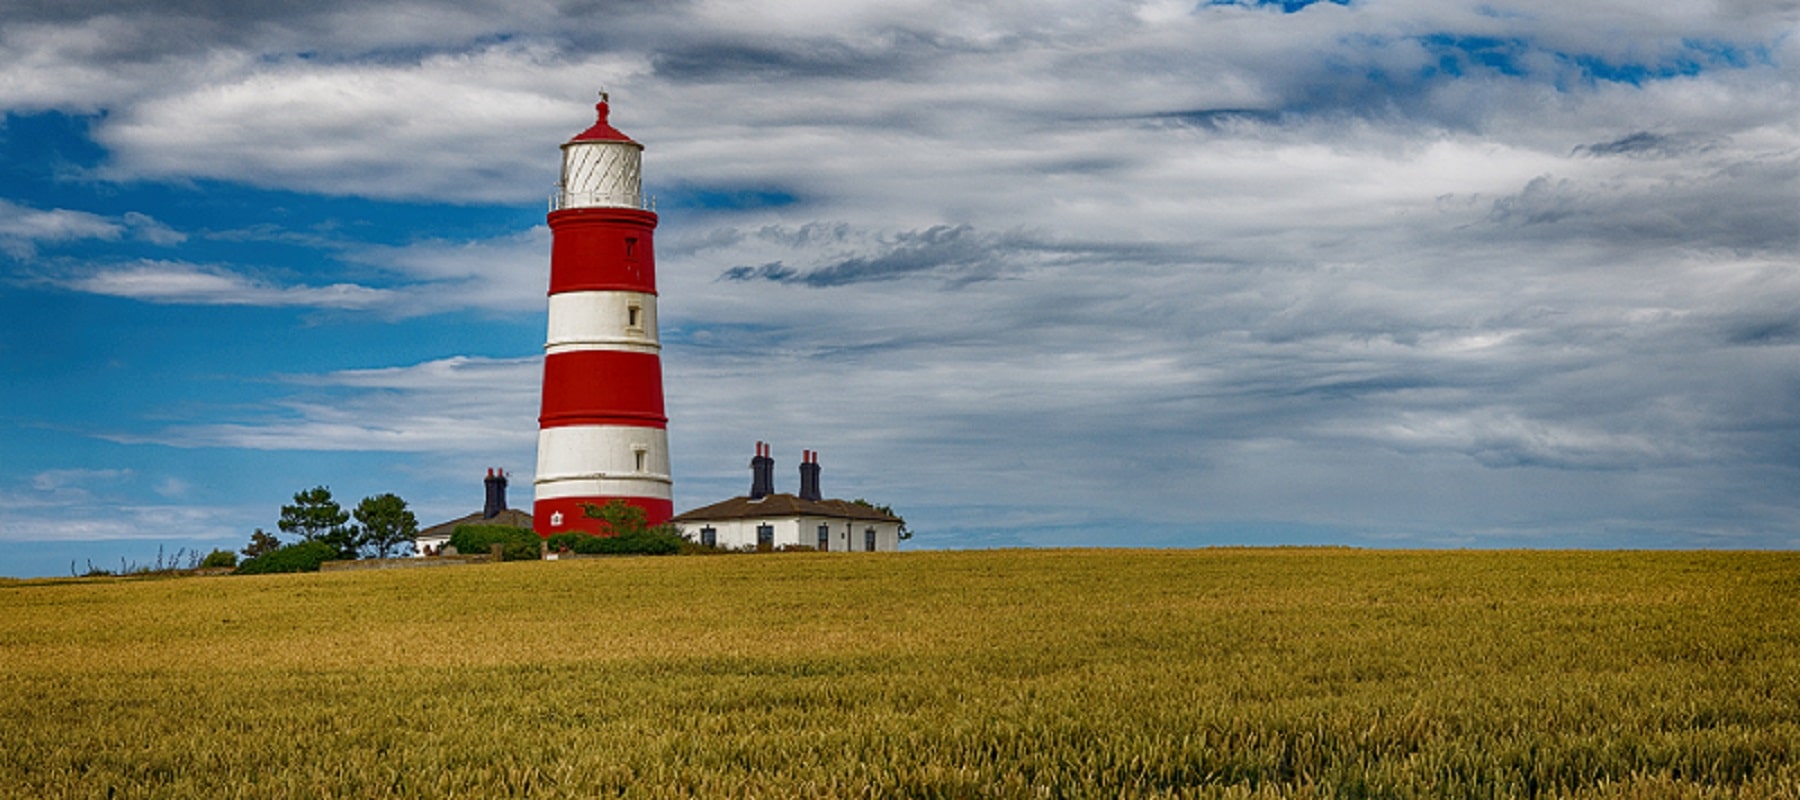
{"left": 670, "top": 443, "right": 904, "bottom": 552}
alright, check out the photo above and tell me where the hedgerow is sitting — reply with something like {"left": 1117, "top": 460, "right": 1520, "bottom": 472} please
{"left": 547, "top": 528, "right": 684, "bottom": 556}
{"left": 449, "top": 524, "right": 540, "bottom": 561}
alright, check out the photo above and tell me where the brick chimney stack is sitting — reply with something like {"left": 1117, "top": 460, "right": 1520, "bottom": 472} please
{"left": 483, "top": 468, "right": 508, "bottom": 519}
{"left": 749, "top": 441, "right": 775, "bottom": 499}
{"left": 798, "top": 450, "right": 822, "bottom": 502}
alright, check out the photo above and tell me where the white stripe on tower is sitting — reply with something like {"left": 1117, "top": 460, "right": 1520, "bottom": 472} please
{"left": 534, "top": 94, "right": 673, "bottom": 535}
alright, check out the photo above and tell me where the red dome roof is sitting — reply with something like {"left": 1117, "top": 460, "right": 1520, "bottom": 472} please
{"left": 570, "top": 99, "right": 636, "bottom": 144}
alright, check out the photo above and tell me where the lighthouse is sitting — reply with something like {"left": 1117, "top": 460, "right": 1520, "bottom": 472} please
{"left": 533, "top": 95, "right": 672, "bottom": 535}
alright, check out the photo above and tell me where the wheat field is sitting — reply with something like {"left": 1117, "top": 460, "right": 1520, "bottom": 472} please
{"left": 2, "top": 548, "right": 1797, "bottom": 798}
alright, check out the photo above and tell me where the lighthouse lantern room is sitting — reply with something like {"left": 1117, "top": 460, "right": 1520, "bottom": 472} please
{"left": 534, "top": 95, "right": 673, "bottom": 534}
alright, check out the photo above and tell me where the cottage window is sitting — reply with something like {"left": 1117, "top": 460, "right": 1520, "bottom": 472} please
{"left": 817, "top": 524, "right": 830, "bottom": 551}
{"left": 865, "top": 527, "right": 877, "bottom": 552}
{"left": 757, "top": 524, "right": 775, "bottom": 552}
{"left": 700, "top": 526, "right": 716, "bottom": 548}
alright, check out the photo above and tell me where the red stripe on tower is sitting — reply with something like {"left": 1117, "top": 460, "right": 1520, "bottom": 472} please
{"left": 534, "top": 94, "right": 673, "bottom": 535}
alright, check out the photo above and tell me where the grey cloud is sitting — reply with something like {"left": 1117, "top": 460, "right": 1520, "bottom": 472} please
{"left": 1144, "top": 108, "right": 1286, "bottom": 131}
{"left": 1489, "top": 175, "right": 1584, "bottom": 226}
{"left": 1575, "top": 131, "right": 1717, "bottom": 158}
{"left": 754, "top": 222, "right": 853, "bottom": 248}
{"left": 1484, "top": 152, "right": 1800, "bottom": 253}
{"left": 651, "top": 34, "right": 936, "bottom": 83}
{"left": 801, "top": 225, "right": 1002, "bottom": 286}
{"left": 718, "top": 262, "right": 798, "bottom": 283}
{"left": 713, "top": 224, "right": 1210, "bottom": 288}
{"left": 1723, "top": 316, "right": 1800, "bottom": 346}
{"left": 719, "top": 224, "right": 997, "bottom": 286}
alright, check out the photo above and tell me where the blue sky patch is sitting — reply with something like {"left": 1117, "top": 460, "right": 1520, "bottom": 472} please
{"left": 1570, "top": 54, "right": 1700, "bottom": 86}
{"left": 661, "top": 185, "right": 800, "bottom": 212}
{"left": 1417, "top": 34, "right": 1530, "bottom": 78}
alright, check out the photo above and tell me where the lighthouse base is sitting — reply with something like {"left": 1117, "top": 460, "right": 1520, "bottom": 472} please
{"left": 534, "top": 496, "right": 674, "bottom": 537}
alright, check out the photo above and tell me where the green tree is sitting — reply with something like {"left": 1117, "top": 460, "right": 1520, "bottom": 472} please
{"left": 319, "top": 527, "right": 363, "bottom": 561}
{"left": 279, "top": 486, "right": 357, "bottom": 558}
{"left": 278, "top": 486, "right": 349, "bottom": 541}
{"left": 241, "top": 528, "right": 283, "bottom": 560}
{"left": 852, "top": 498, "right": 912, "bottom": 540}
{"left": 353, "top": 493, "right": 418, "bottom": 559}
{"left": 580, "top": 498, "right": 651, "bottom": 537}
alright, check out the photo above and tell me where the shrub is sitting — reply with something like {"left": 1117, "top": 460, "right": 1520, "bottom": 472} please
{"left": 677, "top": 538, "right": 735, "bottom": 555}
{"left": 566, "top": 535, "right": 609, "bottom": 555}
{"left": 545, "top": 527, "right": 685, "bottom": 556}
{"left": 449, "top": 524, "right": 540, "bottom": 561}
{"left": 235, "top": 541, "right": 338, "bottom": 575}
{"left": 545, "top": 532, "right": 587, "bottom": 553}
{"left": 200, "top": 549, "right": 238, "bottom": 569}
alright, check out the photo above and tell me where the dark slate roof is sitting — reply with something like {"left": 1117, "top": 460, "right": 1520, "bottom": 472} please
{"left": 416, "top": 508, "right": 533, "bottom": 540}
{"left": 670, "top": 493, "right": 903, "bottom": 524}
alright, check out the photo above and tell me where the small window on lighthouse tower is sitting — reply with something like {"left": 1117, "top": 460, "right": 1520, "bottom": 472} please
{"left": 627, "top": 304, "right": 642, "bottom": 331}
{"left": 635, "top": 451, "right": 646, "bottom": 472}
{"left": 625, "top": 237, "right": 638, "bottom": 260}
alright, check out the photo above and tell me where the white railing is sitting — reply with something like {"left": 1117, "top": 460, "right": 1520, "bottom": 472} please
{"left": 548, "top": 190, "right": 656, "bottom": 212}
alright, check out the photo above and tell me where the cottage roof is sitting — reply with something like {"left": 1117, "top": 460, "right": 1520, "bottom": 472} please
{"left": 416, "top": 508, "right": 534, "bottom": 541}
{"left": 671, "top": 493, "right": 902, "bottom": 525}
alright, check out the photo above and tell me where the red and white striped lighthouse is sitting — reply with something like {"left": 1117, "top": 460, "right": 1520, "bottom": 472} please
{"left": 533, "top": 94, "right": 672, "bottom": 534}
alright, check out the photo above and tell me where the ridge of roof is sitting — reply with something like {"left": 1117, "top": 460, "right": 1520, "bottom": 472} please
{"left": 670, "top": 493, "right": 902, "bottom": 524}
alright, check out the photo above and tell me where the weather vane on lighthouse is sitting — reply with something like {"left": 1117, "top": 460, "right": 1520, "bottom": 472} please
{"left": 532, "top": 93, "right": 673, "bottom": 534}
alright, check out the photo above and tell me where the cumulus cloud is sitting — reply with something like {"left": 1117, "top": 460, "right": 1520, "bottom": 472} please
{"left": 0, "top": 0, "right": 1784, "bottom": 203}
{"left": 0, "top": 201, "right": 182, "bottom": 258}
{"left": 90, "top": 46, "right": 598, "bottom": 202}
{"left": 343, "top": 226, "right": 550, "bottom": 314}
{"left": 41, "top": 225, "right": 544, "bottom": 315}
{"left": 122, "top": 212, "right": 186, "bottom": 245}
{"left": 0, "top": 468, "right": 237, "bottom": 543}
{"left": 30, "top": 468, "right": 134, "bottom": 494}
{"left": 113, "top": 356, "right": 540, "bottom": 455}
{"left": 0, "top": 502, "right": 241, "bottom": 543}
{"left": 0, "top": 199, "right": 122, "bottom": 257}
{"left": 63, "top": 260, "right": 396, "bottom": 308}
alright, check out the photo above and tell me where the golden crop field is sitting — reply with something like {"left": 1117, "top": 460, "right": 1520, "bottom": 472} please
{"left": 2, "top": 548, "right": 1797, "bottom": 798}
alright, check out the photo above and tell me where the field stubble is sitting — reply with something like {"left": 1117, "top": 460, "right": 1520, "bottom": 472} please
{"left": 1, "top": 548, "right": 1796, "bottom": 798}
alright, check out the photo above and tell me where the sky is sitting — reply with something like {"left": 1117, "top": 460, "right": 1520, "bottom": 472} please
{"left": 2, "top": 0, "right": 1797, "bottom": 577}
